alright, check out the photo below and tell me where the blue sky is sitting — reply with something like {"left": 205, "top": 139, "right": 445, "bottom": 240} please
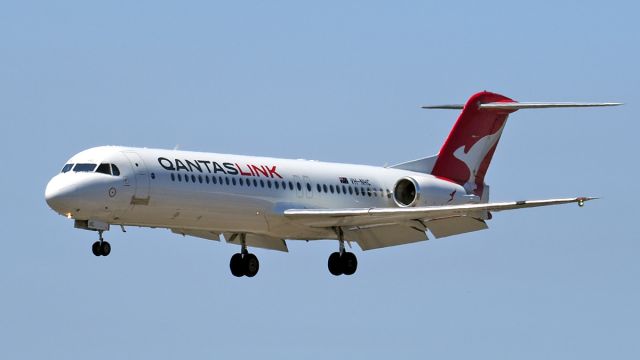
{"left": 1, "top": 1, "right": 638, "bottom": 358}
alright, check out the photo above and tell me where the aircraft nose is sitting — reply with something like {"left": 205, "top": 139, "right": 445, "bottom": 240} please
{"left": 45, "top": 175, "right": 77, "bottom": 214}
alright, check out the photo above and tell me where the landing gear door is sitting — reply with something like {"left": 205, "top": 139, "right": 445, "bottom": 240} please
{"left": 123, "top": 151, "right": 150, "bottom": 204}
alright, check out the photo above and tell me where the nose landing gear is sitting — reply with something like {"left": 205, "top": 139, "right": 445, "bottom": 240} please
{"left": 92, "top": 230, "right": 111, "bottom": 256}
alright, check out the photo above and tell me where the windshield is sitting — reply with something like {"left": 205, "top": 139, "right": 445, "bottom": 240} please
{"left": 61, "top": 164, "right": 74, "bottom": 173}
{"left": 73, "top": 163, "right": 97, "bottom": 172}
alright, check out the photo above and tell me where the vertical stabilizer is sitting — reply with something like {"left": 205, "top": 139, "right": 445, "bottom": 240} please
{"left": 430, "top": 91, "right": 517, "bottom": 197}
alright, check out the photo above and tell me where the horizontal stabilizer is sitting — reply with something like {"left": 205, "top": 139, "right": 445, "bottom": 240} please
{"left": 478, "top": 102, "right": 622, "bottom": 110}
{"left": 422, "top": 102, "right": 622, "bottom": 110}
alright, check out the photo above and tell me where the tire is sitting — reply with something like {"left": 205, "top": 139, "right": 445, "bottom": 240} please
{"left": 328, "top": 252, "right": 343, "bottom": 276}
{"left": 230, "top": 253, "right": 244, "bottom": 277}
{"left": 92, "top": 241, "right": 102, "bottom": 256}
{"left": 244, "top": 254, "right": 260, "bottom": 277}
{"left": 100, "top": 241, "right": 111, "bottom": 256}
{"left": 341, "top": 252, "right": 357, "bottom": 276}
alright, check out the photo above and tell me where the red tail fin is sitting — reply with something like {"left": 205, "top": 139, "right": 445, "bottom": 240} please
{"left": 431, "top": 91, "right": 517, "bottom": 197}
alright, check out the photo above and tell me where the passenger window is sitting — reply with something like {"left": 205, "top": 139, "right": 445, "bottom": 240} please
{"left": 239, "top": 178, "right": 244, "bottom": 186}
{"left": 323, "top": 184, "right": 328, "bottom": 193}
{"left": 289, "top": 182, "right": 294, "bottom": 190}
{"left": 178, "top": 174, "right": 182, "bottom": 181}
{"left": 306, "top": 183, "right": 311, "bottom": 191}
{"left": 281, "top": 181, "right": 286, "bottom": 189}
{"left": 317, "top": 184, "right": 321, "bottom": 192}
{"left": 198, "top": 175, "right": 203, "bottom": 183}
{"left": 336, "top": 185, "right": 341, "bottom": 194}
{"left": 354, "top": 187, "right": 359, "bottom": 195}
{"left": 342, "top": 185, "right": 347, "bottom": 194}
{"left": 348, "top": 186, "right": 353, "bottom": 195}
{"left": 206, "top": 176, "right": 210, "bottom": 184}
{"left": 185, "top": 174, "right": 189, "bottom": 183}
{"left": 171, "top": 173, "right": 175, "bottom": 181}
{"left": 232, "top": 178, "right": 236, "bottom": 186}
{"left": 73, "top": 163, "right": 96, "bottom": 172}
{"left": 274, "top": 181, "right": 279, "bottom": 189}
{"left": 330, "top": 185, "right": 334, "bottom": 194}
{"left": 225, "top": 177, "right": 230, "bottom": 185}
{"left": 297, "top": 182, "right": 302, "bottom": 191}
{"left": 96, "top": 163, "right": 111, "bottom": 175}
{"left": 212, "top": 176, "right": 217, "bottom": 184}
{"left": 61, "top": 164, "right": 74, "bottom": 173}
{"left": 267, "top": 180, "right": 272, "bottom": 188}
{"left": 254, "top": 179, "right": 258, "bottom": 187}
{"left": 219, "top": 176, "right": 224, "bottom": 184}
{"left": 260, "top": 180, "right": 264, "bottom": 188}
{"left": 247, "top": 178, "right": 251, "bottom": 187}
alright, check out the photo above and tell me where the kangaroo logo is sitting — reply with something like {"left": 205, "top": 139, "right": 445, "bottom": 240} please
{"left": 452, "top": 123, "right": 505, "bottom": 192}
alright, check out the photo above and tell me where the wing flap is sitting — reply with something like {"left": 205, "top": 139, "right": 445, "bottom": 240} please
{"left": 426, "top": 216, "right": 488, "bottom": 238}
{"left": 345, "top": 223, "right": 428, "bottom": 250}
{"left": 224, "top": 233, "right": 289, "bottom": 252}
{"left": 171, "top": 228, "right": 221, "bottom": 241}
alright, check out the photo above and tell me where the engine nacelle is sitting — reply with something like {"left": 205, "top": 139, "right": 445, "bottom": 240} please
{"left": 393, "top": 177, "right": 420, "bottom": 207}
{"left": 393, "top": 175, "right": 470, "bottom": 207}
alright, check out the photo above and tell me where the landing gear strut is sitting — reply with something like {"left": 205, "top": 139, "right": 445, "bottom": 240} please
{"left": 229, "top": 234, "right": 259, "bottom": 277}
{"left": 92, "top": 230, "right": 111, "bottom": 257}
{"left": 328, "top": 228, "right": 357, "bottom": 276}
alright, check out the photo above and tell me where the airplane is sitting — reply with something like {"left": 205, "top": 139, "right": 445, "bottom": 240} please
{"left": 44, "top": 91, "right": 620, "bottom": 277}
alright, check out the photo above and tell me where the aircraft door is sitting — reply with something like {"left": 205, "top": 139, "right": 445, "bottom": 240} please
{"left": 123, "top": 151, "right": 150, "bottom": 204}
{"left": 293, "top": 175, "right": 303, "bottom": 198}
{"left": 303, "top": 176, "right": 313, "bottom": 199}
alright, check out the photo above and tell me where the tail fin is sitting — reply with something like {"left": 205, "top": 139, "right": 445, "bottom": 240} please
{"left": 429, "top": 91, "right": 513, "bottom": 197}
{"left": 425, "top": 91, "right": 620, "bottom": 197}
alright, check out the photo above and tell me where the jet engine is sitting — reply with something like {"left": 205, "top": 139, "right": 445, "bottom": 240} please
{"left": 393, "top": 177, "right": 420, "bottom": 207}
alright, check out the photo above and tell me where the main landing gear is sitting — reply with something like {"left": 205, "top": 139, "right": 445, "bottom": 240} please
{"left": 327, "top": 228, "right": 358, "bottom": 276}
{"left": 91, "top": 230, "right": 111, "bottom": 257}
{"left": 229, "top": 234, "right": 259, "bottom": 277}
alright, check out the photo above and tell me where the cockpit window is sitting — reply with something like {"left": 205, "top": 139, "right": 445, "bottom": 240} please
{"left": 73, "top": 163, "right": 97, "bottom": 172}
{"left": 94, "top": 163, "right": 121, "bottom": 176}
{"left": 61, "top": 164, "right": 74, "bottom": 173}
{"left": 96, "top": 163, "right": 111, "bottom": 175}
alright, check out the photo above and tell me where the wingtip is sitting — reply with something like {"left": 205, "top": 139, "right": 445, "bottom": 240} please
{"left": 578, "top": 196, "right": 599, "bottom": 201}
{"left": 577, "top": 196, "right": 598, "bottom": 207}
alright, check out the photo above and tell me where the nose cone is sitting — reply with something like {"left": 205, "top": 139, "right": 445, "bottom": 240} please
{"left": 45, "top": 175, "right": 77, "bottom": 214}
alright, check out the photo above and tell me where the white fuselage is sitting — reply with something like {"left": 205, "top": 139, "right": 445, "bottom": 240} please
{"left": 45, "top": 146, "right": 472, "bottom": 241}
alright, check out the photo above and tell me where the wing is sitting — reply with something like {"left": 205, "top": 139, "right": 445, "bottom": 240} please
{"left": 284, "top": 197, "right": 593, "bottom": 250}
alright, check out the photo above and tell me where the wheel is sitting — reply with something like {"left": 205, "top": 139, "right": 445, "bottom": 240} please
{"left": 244, "top": 253, "right": 260, "bottom": 277}
{"left": 230, "top": 253, "right": 244, "bottom": 277}
{"left": 92, "top": 241, "right": 102, "bottom": 256}
{"left": 100, "top": 241, "right": 111, "bottom": 256}
{"left": 341, "top": 252, "right": 357, "bottom": 275}
{"left": 328, "top": 252, "right": 343, "bottom": 276}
